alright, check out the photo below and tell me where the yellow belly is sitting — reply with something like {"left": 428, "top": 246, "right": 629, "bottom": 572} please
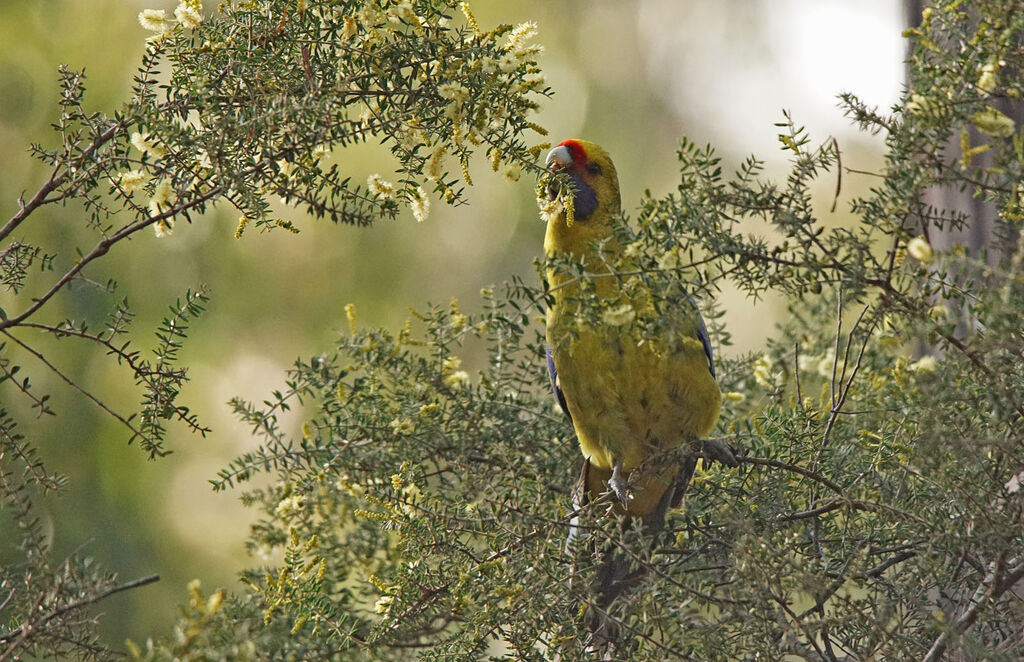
{"left": 547, "top": 302, "right": 722, "bottom": 512}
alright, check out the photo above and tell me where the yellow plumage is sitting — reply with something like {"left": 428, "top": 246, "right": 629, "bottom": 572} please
{"left": 542, "top": 139, "right": 722, "bottom": 518}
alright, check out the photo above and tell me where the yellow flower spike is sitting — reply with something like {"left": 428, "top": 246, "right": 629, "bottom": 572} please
{"left": 563, "top": 191, "right": 575, "bottom": 227}
{"left": 367, "top": 173, "right": 395, "bottom": 198}
{"left": 426, "top": 144, "right": 447, "bottom": 181}
{"left": 527, "top": 142, "right": 552, "bottom": 158}
{"left": 459, "top": 1, "right": 479, "bottom": 34}
{"left": 187, "top": 578, "right": 202, "bottom": 607}
{"left": 374, "top": 595, "right": 394, "bottom": 614}
{"left": 354, "top": 508, "right": 388, "bottom": 521}
{"left": 274, "top": 218, "right": 300, "bottom": 233}
{"left": 291, "top": 614, "right": 309, "bottom": 634}
{"left": 723, "top": 391, "right": 746, "bottom": 403}
{"left": 368, "top": 574, "right": 389, "bottom": 592}
{"left": 490, "top": 148, "right": 502, "bottom": 172}
{"left": 460, "top": 158, "right": 473, "bottom": 186}
{"left": 971, "top": 106, "right": 1016, "bottom": 137}
{"left": 345, "top": 303, "right": 357, "bottom": 334}
{"left": 526, "top": 122, "right": 549, "bottom": 136}
{"left": 410, "top": 186, "right": 430, "bottom": 223}
{"left": 234, "top": 216, "right": 251, "bottom": 239}
{"left": 207, "top": 589, "right": 225, "bottom": 614}
{"left": 909, "top": 356, "right": 938, "bottom": 373}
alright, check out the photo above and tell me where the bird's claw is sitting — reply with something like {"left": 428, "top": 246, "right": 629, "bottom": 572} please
{"left": 698, "top": 439, "right": 739, "bottom": 467}
{"left": 608, "top": 459, "right": 630, "bottom": 506}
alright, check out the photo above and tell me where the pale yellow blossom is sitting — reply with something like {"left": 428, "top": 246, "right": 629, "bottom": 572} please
{"left": 277, "top": 159, "right": 297, "bottom": 178}
{"left": 904, "top": 93, "right": 931, "bottom": 115}
{"left": 131, "top": 131, "right": 166, "bottom": 158}
{"left": 971, "top": 107, "right": 1015, "bottom": 137}
{"left": 389, "top": 417, "right": 415, "bottom": 435}
{"left": 444, "top": 370, "right": 470, "bottom": 388}
{"left": 977, "top": 60, "right": 999, "bottom": 93}
{"left": 497, "top": 53, "right": 518, "bottom": 73}
{"left": 437, "top": 82, "right": 470, "bottom": 102}
{"left": 358, "top": 6, "right": 385, "bottom": 30}
{"left": 116, "top": 170, "right": 149, "bottom": 193}
{"left": 367, "top": 173, "right": 395, "bottom": 198}
{"left": 602, "top": 304, "right": 636, "bottom": 327}
{"left": 410, "top": 186, "right": 430, "bottom": 223}
{"left": 374, "top": 595, "right": 394, "bottom": 614}
{"left": 153, "top": 219, "right": 174, "bottom": 238}
{"left": 753, "top": 354, "right": 777, "bottom": 387}
{"left": 504, "top": 22, "right": 539, "bottom": 57}
{"left": 928, "top": 303, "right": 949, "bottom": 321}
{"left": 657, "top": 247, "right": 682, "bottom": 270}
{"left": 909, "top": 356, "right": 938, "bottom": 373}
{"left": 174, "top": 3, "right": 202, "bottom": 28}
{"left": 907, "top": 236, "right": 933, "bottom": 263}
{"left": 426, "top": 145, "right": 447, "bottom": 181}
{"left": 149, "top": 178, "right": 175, "bottom": 237}
{"left": 138, "top": 9, "right": 171, "bottom": 33}
{"left": 311, "top": 144, "right": 330, "bottom": 162}
{"left": 274, "top": 494, "right": 306, "bottom": 519}
{"left": 520, "top": 73, "right": 546, "bottom": 92}
{"left": 501, "top": 163, "right": 521, "bottom": 182}
{"left": 387, "top": 2, "right": 417, "bottom": 25}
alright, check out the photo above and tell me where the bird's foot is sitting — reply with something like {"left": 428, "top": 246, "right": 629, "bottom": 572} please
{"left": 698, "top": 439, "right": 739, "bottom": 467}
{"left": 607, "top": 459, "right": 630, "bottom": 506}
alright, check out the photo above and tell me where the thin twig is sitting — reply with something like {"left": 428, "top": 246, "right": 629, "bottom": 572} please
{"left": 1, "top": 329, "right": 145, "bottom": 442}
{"left": 0, "top": 186, "right": 222, "bottom": 332}
{"left": 0, "top": 574, "right": 159, "bottom": 653}
{"left": 830, "top": 137, "right": 842, "bottom": 213}
{"left": 735, "top": 454, "right": 845, "bottom": 496}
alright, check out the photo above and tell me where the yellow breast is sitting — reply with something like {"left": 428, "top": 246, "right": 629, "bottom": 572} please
{"left": 548, "top": 307, "right": 721, "bottom": 471}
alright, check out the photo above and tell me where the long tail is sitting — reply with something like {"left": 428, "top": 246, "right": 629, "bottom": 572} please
{"left": 571, "top": 456, "right": 698, "bottom": 657}
{"left": 568, "top": 440, "right": 737, "bottom": 657}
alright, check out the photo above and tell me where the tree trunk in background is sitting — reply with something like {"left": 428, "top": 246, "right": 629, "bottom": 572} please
{"left": 905, "top": 0, "right": 1022, "bottom": 259}
{"left": 903, "top": 7, "right": 1024, "bottom": 660}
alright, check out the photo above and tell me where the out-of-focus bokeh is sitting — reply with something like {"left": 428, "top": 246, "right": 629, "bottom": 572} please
{"left": 0, "top": 0, "right": 902, "bottom": 645}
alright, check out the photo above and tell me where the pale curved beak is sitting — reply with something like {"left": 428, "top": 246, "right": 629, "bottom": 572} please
{"left": 545, "top": 145, "right": 572, "bottom": 170}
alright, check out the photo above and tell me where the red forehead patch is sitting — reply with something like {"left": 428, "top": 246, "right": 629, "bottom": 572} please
{"left": 558, "top": 139, "right": 589, "bottom": 165}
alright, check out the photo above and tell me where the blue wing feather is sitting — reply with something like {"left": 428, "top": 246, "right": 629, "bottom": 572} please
{"left": 685, "top": 293, "right": 716, "bottom": 380}
{"left": 696, "top": 313, "right": 716, "bottom": 380}
{"left": 546, "top": 346, "right": 573, "bottom": 422}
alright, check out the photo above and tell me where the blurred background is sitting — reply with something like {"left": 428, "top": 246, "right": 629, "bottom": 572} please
{"left": 0, "top": 0, "right": 902, "bottom": 646}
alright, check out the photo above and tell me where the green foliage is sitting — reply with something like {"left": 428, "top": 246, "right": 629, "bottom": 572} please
{"left": 6, "top": 0, "right": 1024, "bottom": 660}
{"left": 133, "top": 1, "right": 1023, "bottom": 660}
{"left": 2, "top": 0, "right": 547, "bottom": 659}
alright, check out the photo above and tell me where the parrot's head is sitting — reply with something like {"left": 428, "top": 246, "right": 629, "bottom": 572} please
{"left": 540, "top": 139, "right": 621, "bottom": 256}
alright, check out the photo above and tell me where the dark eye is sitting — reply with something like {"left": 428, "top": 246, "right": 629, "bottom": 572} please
{"left": 585, "top": 162, "right": 602, "bottom": 176}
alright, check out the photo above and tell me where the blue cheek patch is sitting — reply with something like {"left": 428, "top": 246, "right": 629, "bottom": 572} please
{"left": 570, "top": 171, "right": 598, "bottom": 220}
